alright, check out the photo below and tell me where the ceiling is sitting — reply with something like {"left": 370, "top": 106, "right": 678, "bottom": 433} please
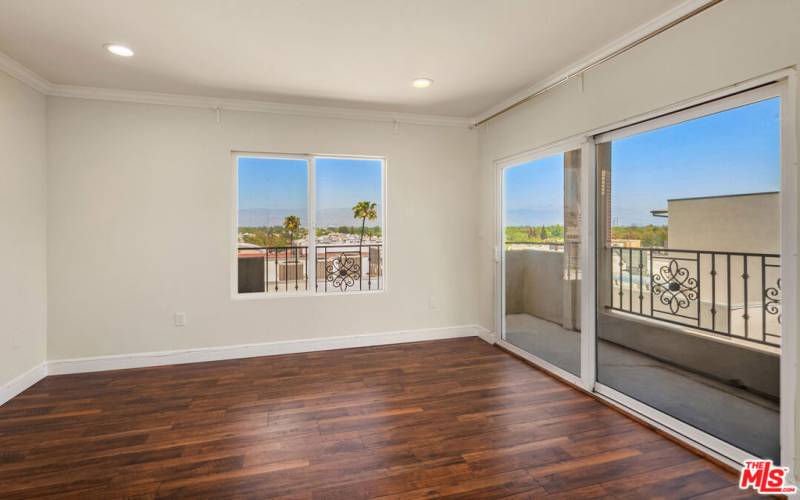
{"left": 0, "top": 0, "right": 682, "bottom": 118}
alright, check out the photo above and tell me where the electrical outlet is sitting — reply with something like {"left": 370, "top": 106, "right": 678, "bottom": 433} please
{"left": 428, "top": 296, "right": 438, "bottom": 310}
{"left": 174, "top": 312, "right": 186, "bottom": 327}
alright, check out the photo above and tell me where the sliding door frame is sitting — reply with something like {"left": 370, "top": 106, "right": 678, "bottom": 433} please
{"left": 494, "top": 138, "right": 594, "bottom": 390}
{"left": 492, "top": 68, "right": 797, "bottom": 473}
{"left": 593, "top": 77, "right": 796, "bottom": 469}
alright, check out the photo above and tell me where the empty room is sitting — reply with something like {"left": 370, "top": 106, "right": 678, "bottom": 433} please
{"left": 1, "top": 0, "right": 799, "bottom": 497}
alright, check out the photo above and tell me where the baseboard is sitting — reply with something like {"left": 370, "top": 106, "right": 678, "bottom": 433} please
{"left": 475, "top": 326, "right": 496, "bottom": 345}
{"left": 0, "top": 362, "right": 47, "bottom": 406}
{"left": 47, "top": 324, "right": 483, "bottom": 376}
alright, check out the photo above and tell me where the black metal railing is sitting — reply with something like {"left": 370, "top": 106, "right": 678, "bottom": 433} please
{"left": 237, "top": 246, "right": 310, "bottom": 293}
{"left": 315, "top": 245, "right": 382, "bottom": 292}
{"left": 237, "top": 244, "right": 382, "bottom": 294}
{"left": 608, "top": 246, "right": 781, "bottom": 347}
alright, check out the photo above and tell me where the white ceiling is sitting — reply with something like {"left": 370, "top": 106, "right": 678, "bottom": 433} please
{"left": 0, "top": 0, "right": 682, "bottom": 118}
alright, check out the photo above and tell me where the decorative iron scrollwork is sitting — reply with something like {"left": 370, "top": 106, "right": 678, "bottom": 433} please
{"left": 765, "top": 278, "right": 782, "bottom": 324}
{"left": 326, "top": 253, "right": 361, "bottom": 291}
{"left": 652, "top": 259, "right": 698, "bottom": 314}
{"left": 610, "top": 246, "right": 782, "bottom": 348}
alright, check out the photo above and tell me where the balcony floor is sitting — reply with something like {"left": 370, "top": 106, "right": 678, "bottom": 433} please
{"left": 505, "top": 313, "right": 779, "bottom": 461}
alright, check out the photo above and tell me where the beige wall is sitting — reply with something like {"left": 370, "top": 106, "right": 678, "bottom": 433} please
{"left": 505, "top": 249, "right": 563, "bottom": 323}
{"left": 0, "top": 71, "right": 48, "bottom": 387}
{"left": 46, "top": 97, "right": 480, "bottom": 359}
{"left": 668, "top": 192, "right": 780, "bottom": 254}
{"left": 477, "top": 0, "right": 799, "bottom": 468}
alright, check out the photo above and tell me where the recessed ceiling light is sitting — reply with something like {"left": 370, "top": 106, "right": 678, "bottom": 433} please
{"left": 104, "top": 43, "right": 134, "bottom": 57}
{"left": 412, "top": 78, "right": 433, "bottom": 89}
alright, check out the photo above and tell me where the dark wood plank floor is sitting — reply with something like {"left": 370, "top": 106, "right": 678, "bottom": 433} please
{"left": 0, "top": 338, "right": 753, "bottom": 499}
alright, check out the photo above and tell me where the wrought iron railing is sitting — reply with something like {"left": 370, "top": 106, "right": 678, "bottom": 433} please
{"left": 237, "top": 244, "right": 382, "bottom": 294}
{"left": 315, "top": 245, "right": 382, "bottom": 292}
{"left": 608, "top": 246, "right": 781, "bottom": 347}
{"left": 237, "top": 246, "right": 310, "bottom": 293}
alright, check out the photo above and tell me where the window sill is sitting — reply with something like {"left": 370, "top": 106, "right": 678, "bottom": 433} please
{"left": 232, "top": 289, "right": 386, "bottom": 301}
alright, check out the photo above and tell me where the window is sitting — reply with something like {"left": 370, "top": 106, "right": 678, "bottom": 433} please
{"left": 235, "top": 155, "right": 384, "bottom": 296}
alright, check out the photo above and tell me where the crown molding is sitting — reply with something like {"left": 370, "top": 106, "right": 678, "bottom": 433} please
{"left": 0, "top": 51, "right": 52, "bottom": 94}
{"left": 47, "top": 84, "right": 472, "bottom": 127}
{"left": 0, "top": 50, "right": 470, "bottom": 128}
{"left": 470, "top": 0, "right": 720, "bottom": 125}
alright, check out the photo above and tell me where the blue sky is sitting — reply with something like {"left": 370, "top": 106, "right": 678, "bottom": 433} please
{"left": 504, "top": 97, "right": 780, "bottom": 227}
{"left": 504, "top": 154, "right": 564, "bottom": 226}
{"left": 238, "top": 157, "right": 382, "bottom": 227}
{"left": 238, "top": 157, "right": 308, "bottom": 211}
{"left": 315, "top": 157, "right": 382, "bottom": 221}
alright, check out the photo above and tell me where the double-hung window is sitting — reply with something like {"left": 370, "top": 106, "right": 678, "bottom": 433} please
{"left": 235, "top": 154, "right": 385, "bottom": 296}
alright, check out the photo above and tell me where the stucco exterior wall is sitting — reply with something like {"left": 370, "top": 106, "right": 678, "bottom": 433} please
{"left": 668, "top": 192, "right": 779, "bottom": 254}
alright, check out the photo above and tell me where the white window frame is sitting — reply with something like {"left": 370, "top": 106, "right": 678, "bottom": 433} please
{"left": 493, "top": 69, "right": 797, "bottom": 473}
{"left": 231, "top": 152, "right": 387, "bottom": 299}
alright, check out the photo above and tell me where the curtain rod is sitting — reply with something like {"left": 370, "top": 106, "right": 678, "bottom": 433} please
{"left": 473, "top": 0, "right": 726, "bottom": 127}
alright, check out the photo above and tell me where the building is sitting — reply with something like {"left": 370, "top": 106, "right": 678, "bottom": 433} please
{"left": 665, "top": 191, "right": 780, "bottom": 253}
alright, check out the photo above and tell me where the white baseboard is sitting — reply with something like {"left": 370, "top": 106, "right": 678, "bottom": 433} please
{"left": 47, "top": 324, "right": 484, "bottom": 376}
{"left": 476, "top": 326, "right": 497, "bottom": 345}
{"left": 0, "top": 325, "right": 489, "bottom": 406}
{"left": 0, "top": 362, "right": 47, "bottom": 406}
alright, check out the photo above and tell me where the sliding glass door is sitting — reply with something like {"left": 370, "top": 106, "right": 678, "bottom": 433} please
{"left": 501, "top": 148, "right": 582, "bottom": 377}
{"left": 595, "top": 87, "right": 784, "bottom": 461}
{"left": 495, "top": 78, "right": 794, "bottom": 466}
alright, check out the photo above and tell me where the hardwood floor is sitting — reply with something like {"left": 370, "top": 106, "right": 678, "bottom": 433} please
{"left": 0, "top": 338, "right": 754, "bottom": 499}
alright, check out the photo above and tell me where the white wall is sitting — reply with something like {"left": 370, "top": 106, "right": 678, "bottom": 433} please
{"left": 477, "top": 0, "right": 799, "bottom": 469}
{"left": 46, "top": 97, "right": 479, "bottom": 359}
{"left": 0, "top": 71, "right": 47, "bottom": 387}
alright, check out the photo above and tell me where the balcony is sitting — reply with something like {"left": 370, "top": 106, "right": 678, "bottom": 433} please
{"left": 237, "top": 244, "right": 383, "bottom": 294}
{"left": 506, "top": 242, "right": 781, "bottom": 460}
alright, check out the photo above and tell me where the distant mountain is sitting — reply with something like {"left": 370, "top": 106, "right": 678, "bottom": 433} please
{"left": 239, "top": 206, "right": 382, "bottom": 228}
{"left": 239, "top": 208, "right": 308, "bottom": 227}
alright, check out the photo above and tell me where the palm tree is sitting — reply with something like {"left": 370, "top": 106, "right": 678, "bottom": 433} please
{"left": 352, "top": 201, "right": 378, "bottom": 246}
{"left": 283, "top": 215, "right": 301, "bottom": 246}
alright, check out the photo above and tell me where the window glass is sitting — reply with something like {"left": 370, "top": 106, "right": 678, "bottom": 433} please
{"left": 596, "top": 97, "right": 781, "bottom": 460}
{"left": 236, "top": 156, "right": 384, "bottom": 295}
{"left": 503, "top": 149, "right": 582, "bottom": 376}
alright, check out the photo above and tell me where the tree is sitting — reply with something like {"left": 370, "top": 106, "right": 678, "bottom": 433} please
{"left": 283, "top": 215, "right": 301, "bottom": 246}
{"left": 352, "top": 201, "right": 378, "bottom": 246}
